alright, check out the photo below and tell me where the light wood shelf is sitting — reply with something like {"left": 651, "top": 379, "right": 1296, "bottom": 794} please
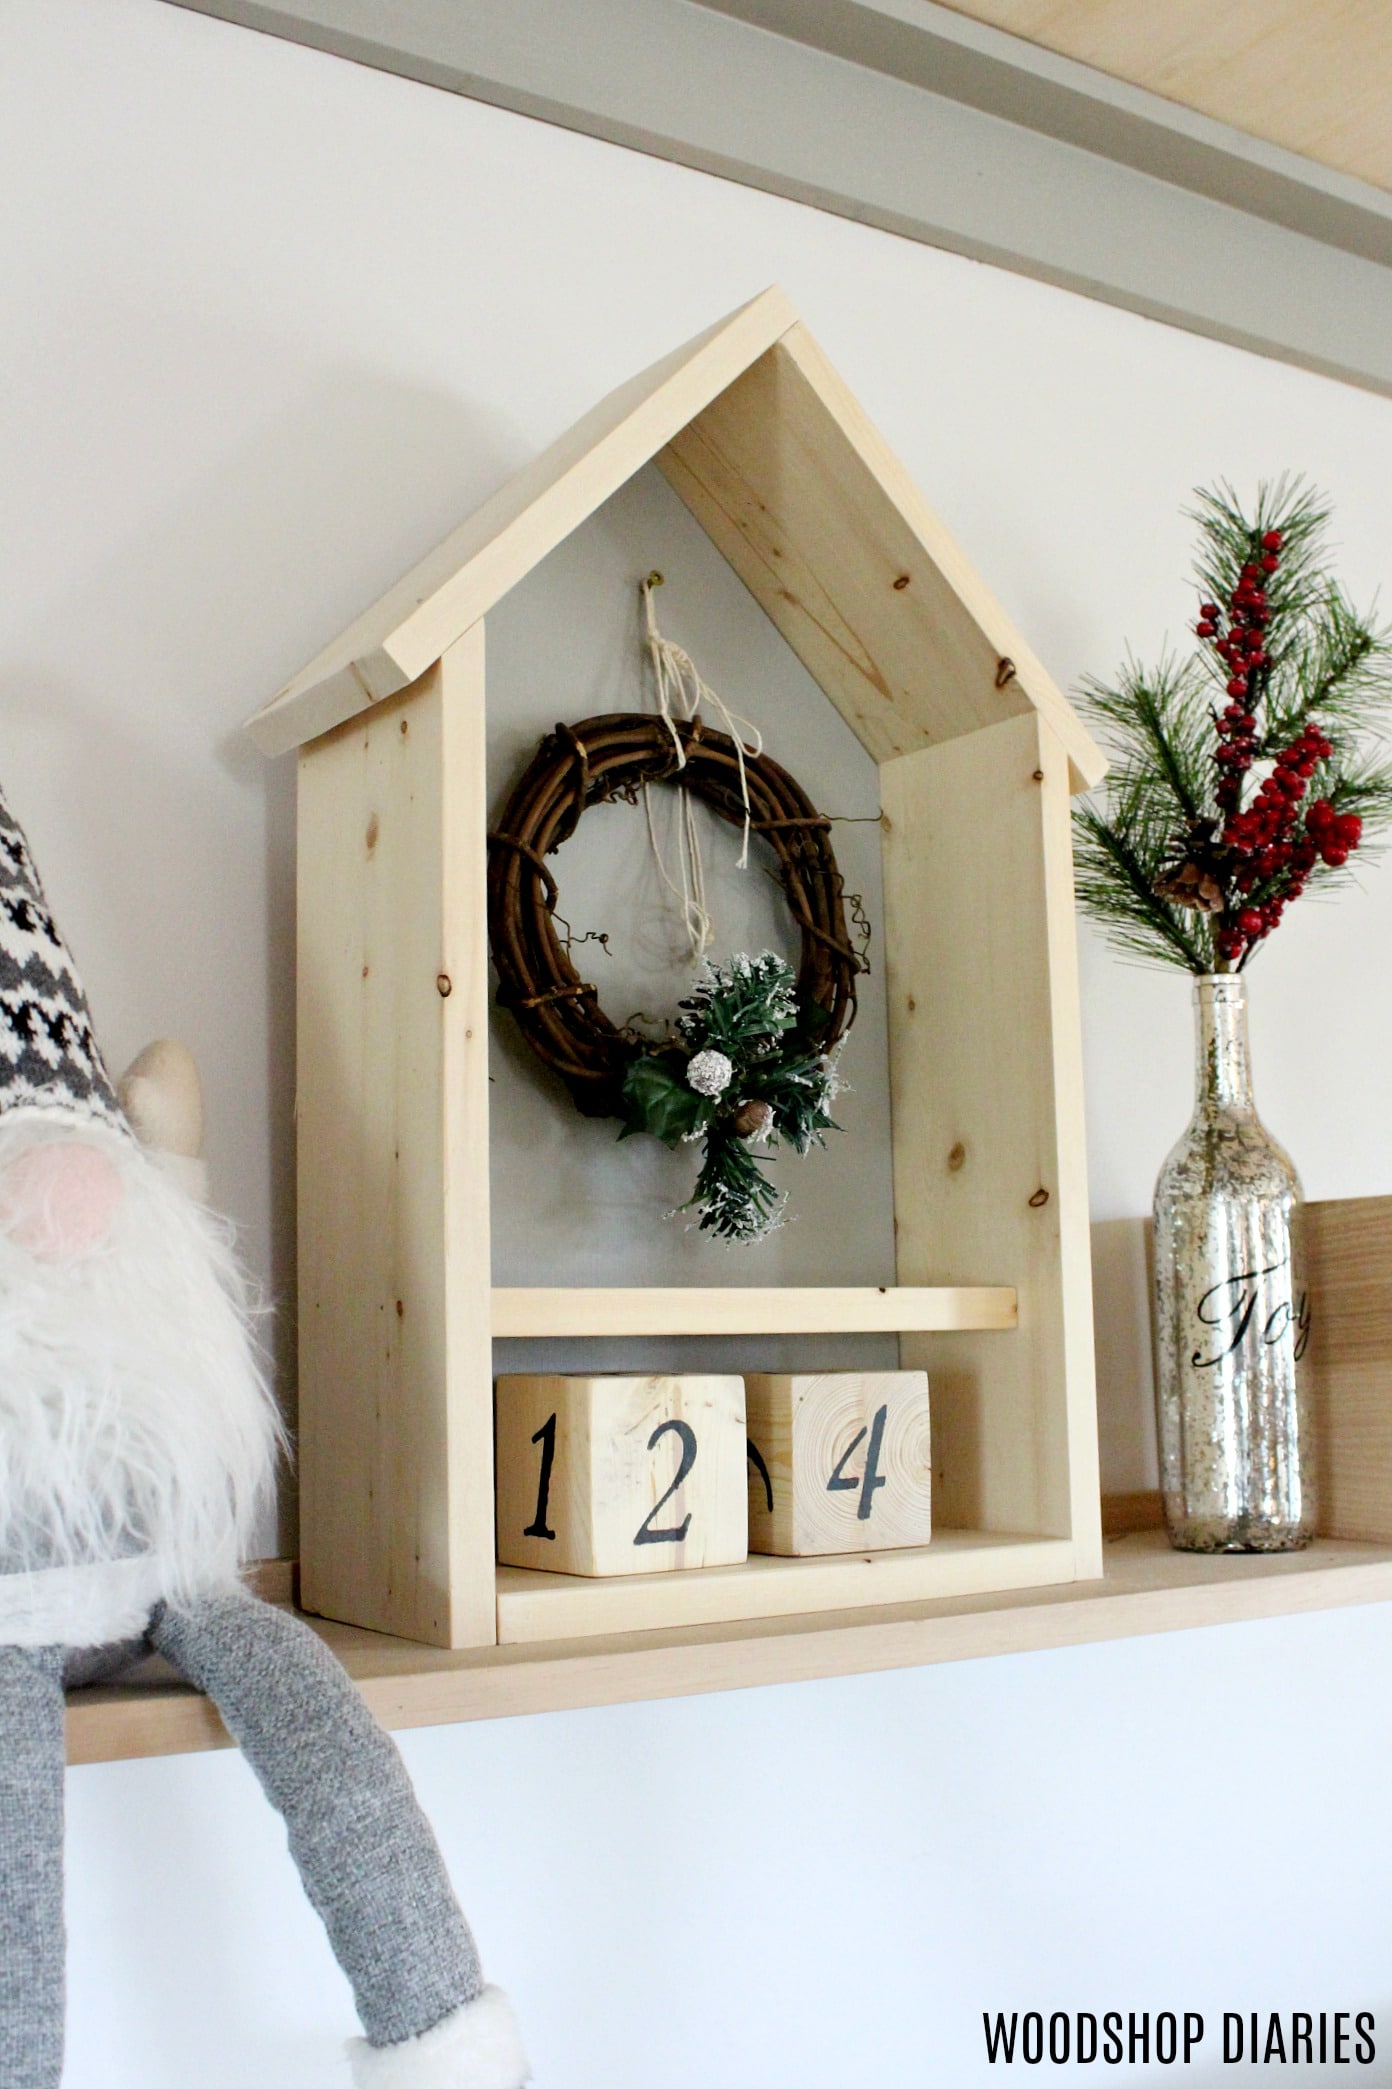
{"left": 495, "top": 1530, "right": 1069, "bottom": 1642}
{"left": 490, "top": 1285, "right": 1018, "bottom": 1338}
{"left": 65, "top": 1530, "right": 1392, "bottom": 1767}
{"left": 63, "top": 1189, "right": 1391, "bottom": 1763}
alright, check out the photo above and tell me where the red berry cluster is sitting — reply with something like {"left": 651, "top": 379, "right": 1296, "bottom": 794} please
{"left": 1198, "top": 529, "right": 1282, "bottom": 817}
{"left": 1215, "top": 725, "right": 1332, "bottom": 961}
{"left": 1194, "top": 527, "right": 1363, "bottom": 965}
{"left": 1306, "top": 796, "right": 1363, "bottom": 870}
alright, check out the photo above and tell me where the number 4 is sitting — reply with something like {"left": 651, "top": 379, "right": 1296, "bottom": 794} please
{"left": 827, "top": 1403, "right": 889, "bottom": 1521}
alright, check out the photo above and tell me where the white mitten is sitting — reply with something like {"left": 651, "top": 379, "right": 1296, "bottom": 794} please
{"left": 348, "top": 1987, "right": 531, "bottom": 2088}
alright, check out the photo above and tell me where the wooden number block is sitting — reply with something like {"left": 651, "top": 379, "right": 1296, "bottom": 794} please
{"left": 495, "top": 1374, "right": 748, "bottom": 1576}
{"left": 744, "top": 1370, "right": 932, "bottom": 1555}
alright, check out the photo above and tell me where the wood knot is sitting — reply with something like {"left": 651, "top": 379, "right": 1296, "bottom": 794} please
{"left": 436, "top": 973, "right": 453, "bottom": 997}
{"left": 365, "top": 813, "right": 379, "bottom": 853}
{"left": 996, "top": 657, "right": 1017, "bottom": 689}
{"left": 893, "top": 573, "right": 911, "bottom": 591}
{"left": 1028, "top": 1186, "right": 1050, "bottom": 1208}
{"left": 948, "top": 1141, "right": 966, "bottom": 1173}
{"left": 1032, "top": 769, "right": 1044, "bottom": 783}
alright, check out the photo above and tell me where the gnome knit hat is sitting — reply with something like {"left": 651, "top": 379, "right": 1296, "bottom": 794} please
{"left": 0, "top": 782, "right": 126, "bottom": 1135}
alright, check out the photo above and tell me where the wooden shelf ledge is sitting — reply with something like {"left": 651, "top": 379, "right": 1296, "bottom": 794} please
{"left": 65, "top": 1532, "right": 1392, "bottom": 1768}
{"left": 496, "top": 1531, "right": 1073, "bottom": 1642}
{"left": 490, "top": 1285, "right": 1018, "bottom": 1337}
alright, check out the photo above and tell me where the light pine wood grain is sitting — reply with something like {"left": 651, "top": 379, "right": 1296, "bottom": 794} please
{"left": 745, "top": 1370, "right": 933, "bottom": 1555}
{"left": 494, "top": 1374, "right": 748, "bottom": 1577}
{"left": 248, "top": 291, "right": 1102, "bottom": 789}
{"left": 246, "top": 289, "right": 798, "bottom": 756}
{"left": 66, "top": 1532, "right": 1392, "bottom": 1764}
{"left": 242, "top": 1558, "right": 296, "bottom": 1605}
{"left": 491, "top": 1286, "right": 1017, "bottom": 1337}
{"left": 1100, "top": 1490, "right": 1165, "bottom": 1536}
{"left": 659, "top": 326, "right": 1104, "bottom": 790}
{"left": 274, "top": 294, "right": 1105, "bottom": 1649}
{"left": 881, "top": 712, "right": 1102, "bottom": 1576}
{"left": 1305, "top": 1194, "right": 1392, "bottom": 1543}
{"left": 940, "top": 1, "right": 1392, "bottom": 195}
{"left": 296, "top": 627, "right": 495, "bottom": 1648}
{"left": 495, "top": 1530, "right": 1072, "bottom": 1642}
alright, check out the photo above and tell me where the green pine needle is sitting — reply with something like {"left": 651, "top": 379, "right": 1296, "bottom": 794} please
{"left": 620, "top": 951, "right": 841, "bottom": 1241}
{"left": 1075, "top": 479, "right": 1392, "bottom": 974}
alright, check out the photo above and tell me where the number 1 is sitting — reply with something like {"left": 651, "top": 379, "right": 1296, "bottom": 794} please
{"left": 524, "top": 1412, "right": 557, "bottom": 1539}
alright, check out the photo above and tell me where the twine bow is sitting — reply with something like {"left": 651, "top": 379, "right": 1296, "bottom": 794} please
{"left": 640, "top": 572, "right": 763, "bottom": 962}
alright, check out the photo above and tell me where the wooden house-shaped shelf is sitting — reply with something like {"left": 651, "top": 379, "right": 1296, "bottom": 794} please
{"left": 248, "top": 288, "right": 1105, "bottom": 1653}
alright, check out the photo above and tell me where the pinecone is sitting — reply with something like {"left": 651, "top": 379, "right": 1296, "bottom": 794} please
{"left": 731, "top": 1098, "right": 774, "bottom": 1140}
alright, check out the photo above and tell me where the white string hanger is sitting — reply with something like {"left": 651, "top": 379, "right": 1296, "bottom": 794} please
{"left": 639, "top": 571, "right": 764, "bottom": 964}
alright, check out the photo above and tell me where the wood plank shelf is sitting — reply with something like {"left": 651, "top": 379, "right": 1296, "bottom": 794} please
{"left": 65, "top": 1531, "right": 1392, "bottom": 1767}
{"left": 490, "top": 1285, "right": 1019, "bottom": 1338}
{"left": 495, "top": 1531, "right": 1069, "bottom": 1642}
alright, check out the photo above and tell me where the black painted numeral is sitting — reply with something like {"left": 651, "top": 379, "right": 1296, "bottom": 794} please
{"left": 634, "top": 1419, "right": 698, "bottom": 1545}
{"left": 747, "top": 1437, "right": 774, "bottom": 1514}
{"left": 827, "top": 1403, "right": 889, "bottom": 1521}
{"left": 524, "top": 1412, "right": 558, "bottom": 1539}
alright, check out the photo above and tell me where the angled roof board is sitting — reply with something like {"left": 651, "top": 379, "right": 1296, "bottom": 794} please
{"left": 246, "top": 287, "right": 1104, "bottom": 789}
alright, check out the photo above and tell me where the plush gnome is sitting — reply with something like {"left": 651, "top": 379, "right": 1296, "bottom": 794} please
{"left": 0, "top": 784, "right": 530, "bottom": 2089}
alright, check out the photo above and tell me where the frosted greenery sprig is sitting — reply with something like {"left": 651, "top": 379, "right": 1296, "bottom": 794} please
{"left": 618, "top": 951, "right": 841, "bottom": 1242}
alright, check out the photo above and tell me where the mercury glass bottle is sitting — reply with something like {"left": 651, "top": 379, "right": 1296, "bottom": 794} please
{"left": 1153, "top": 974, "right": 1314, "bottom": 1550}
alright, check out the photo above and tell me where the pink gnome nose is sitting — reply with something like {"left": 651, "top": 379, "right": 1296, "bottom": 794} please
{"left": 0, "top": 1139, "right": 124, "bottom": 1258}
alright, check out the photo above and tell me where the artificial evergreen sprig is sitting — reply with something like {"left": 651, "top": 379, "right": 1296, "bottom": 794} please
{"left": 1074, "top": 479, "right": 1392, "bottom": 973}
{"left": 618, "top": 951, "right": 840, "bottom": 1241}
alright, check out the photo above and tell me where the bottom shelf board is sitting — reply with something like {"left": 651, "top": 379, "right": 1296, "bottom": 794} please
{"left": 495, "top": 1530, "right": 1075, "bottom": 1643}
{"left": 66, "top": 1531, "right": 1392, "bottom": 1766}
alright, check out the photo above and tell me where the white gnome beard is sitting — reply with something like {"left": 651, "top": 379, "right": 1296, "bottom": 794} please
{"left": 0, "top": 1115, "right": 282, "bottom": 1606}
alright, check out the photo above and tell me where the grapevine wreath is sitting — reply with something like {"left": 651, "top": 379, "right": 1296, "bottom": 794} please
{"left": 486, "top": 710, "right": 868, "bottom": 1241}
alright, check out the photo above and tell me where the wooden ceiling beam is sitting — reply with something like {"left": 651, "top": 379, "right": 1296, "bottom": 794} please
{"left": 162, "top": 0, "right": 1392, "bottom": 398}
{"left": 934, "top": 0, "right": 1392, "bottom": 197}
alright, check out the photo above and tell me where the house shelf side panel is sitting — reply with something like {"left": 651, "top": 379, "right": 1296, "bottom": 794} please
{"left": 882, "top": 712, "right": 1098, "bottom": 1564}
{"left": 296, "top": 634, "right": 496, "bottom": 1649}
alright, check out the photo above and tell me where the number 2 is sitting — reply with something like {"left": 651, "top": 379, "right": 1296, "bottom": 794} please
{"left": 827, "top": 1403, "right": 889, "bottom": 1521}
{"left": 634, "top": 1419, "right": 698, "bottom": 1545}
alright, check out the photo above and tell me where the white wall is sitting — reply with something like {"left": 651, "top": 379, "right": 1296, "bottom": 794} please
{"left": 6, "top": 1, "right": 1392, "bottom": 2080}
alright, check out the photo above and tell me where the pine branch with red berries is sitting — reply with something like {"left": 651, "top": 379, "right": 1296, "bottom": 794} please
{"left": 1074, "top": 479, "right": 1392, "bottom": 974}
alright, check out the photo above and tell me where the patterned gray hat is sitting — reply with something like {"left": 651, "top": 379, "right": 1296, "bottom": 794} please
{"left": 0, "top": 785, "right": 125, "bottom": 1132}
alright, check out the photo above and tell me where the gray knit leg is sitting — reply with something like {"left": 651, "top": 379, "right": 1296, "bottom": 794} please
{"left": 149, "top": 1589, "right": 483, "bottom": 2048}
{"left": 0, "top": 1645, "right": 66, "bottom": 2089}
